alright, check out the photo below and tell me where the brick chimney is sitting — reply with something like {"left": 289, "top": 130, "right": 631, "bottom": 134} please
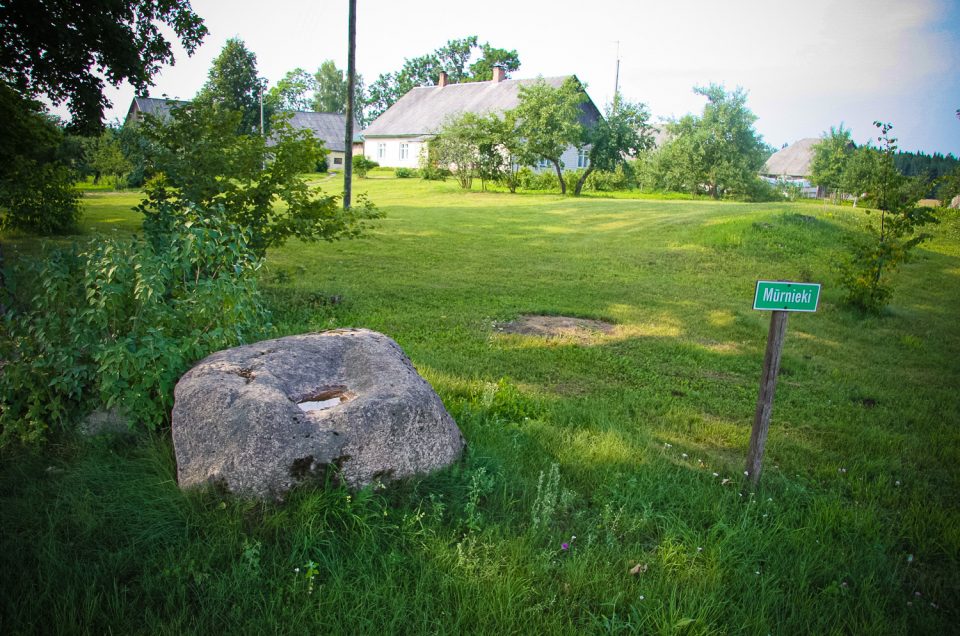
{"left": 438, "top": 71, "right": 448, "bottom": 87}
{"left": 491, "top": 65, "right": 506, "bottom": 83}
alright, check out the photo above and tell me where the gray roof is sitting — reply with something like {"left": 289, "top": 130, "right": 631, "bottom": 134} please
{"left": 125, "top": 96, "right": 361, "bottom": 149}
{"left": 363, "top": 75, "right": 601, "bottom": 137}
{"left": 126, "top": 96, "right": 189, "bottom": 123}
{"left": 285, "top": 111, "right": 355, "bottom": 152}
{"left": 761, "top": 138, "right": 819, "bottom": 178}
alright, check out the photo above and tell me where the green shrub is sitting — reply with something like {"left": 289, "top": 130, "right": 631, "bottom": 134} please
{"left": 518, "top": 167, "right": 559, "bottom": 191}
{"left": 395, "top": 167, "right": 418, "bottom": 179}
{"left": 0, "top": 206, "right": 270, "bottom": 445}
{"left": 837, "top": 123, "right": 938, "bottom": 314}
{"left": 139, "top": 105, "right": 380, "bottom": 258}
{"left": 586, "top": 165, "right": 635, "bottom": 192}
{"left": 744, "top": 177, "right": 783, "bottom": 202}
{"left": 0, "top": 82, "right": 81, "bottom": 234}
{"left": 563, "top": 169, "right": 584, "bottom": 194}
{"left": 352, "top": 155, "right": 378, "bottom": 178}
{"left": 0, "top": 158, "right": 81, "bottom": 234}
{"left": 419, "top": 165, "right": 450, "bottom": 181}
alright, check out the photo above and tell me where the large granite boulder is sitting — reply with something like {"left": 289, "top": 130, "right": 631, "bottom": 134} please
{"left": 172, "top": 329, "right": 465, "bottom": 499}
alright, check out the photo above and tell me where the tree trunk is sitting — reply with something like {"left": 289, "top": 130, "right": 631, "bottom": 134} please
{"left": 552, "top": 160, "right": 565, "bottom": 194}
{"left": 574, "top": 167, "right": 594, "bottom": 196}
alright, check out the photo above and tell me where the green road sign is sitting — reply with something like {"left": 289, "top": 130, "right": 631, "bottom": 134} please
{"left": 753, "top": 281, "right": 821, "bottom": 312}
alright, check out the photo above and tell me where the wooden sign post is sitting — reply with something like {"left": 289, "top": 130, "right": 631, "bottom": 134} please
{"left": 747, "top": 281, "right": 821, "bottom": 486}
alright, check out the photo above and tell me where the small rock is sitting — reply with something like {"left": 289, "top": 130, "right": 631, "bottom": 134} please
{"left": 78, "top": 407, "right": 131, "bottom": 437}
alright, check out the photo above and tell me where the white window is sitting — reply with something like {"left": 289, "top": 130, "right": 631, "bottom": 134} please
{"left": 333, "top": 157, "right": 343, "bottom": 165}
{"left": 537, "top": 158, "right": 550, "bottom": 169}
{"left": 577, "top": 149, "right": 590, "bottom": 168}
{"left": 377, "top": 143, "right": 386, "bottom": 159}
{"left": 399, "top": 143, "right": 409, "bottom": 160}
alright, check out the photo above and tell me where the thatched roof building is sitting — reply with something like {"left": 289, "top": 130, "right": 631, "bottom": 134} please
{"left": 761, "top": 138, "right": 819, "bottom": 178}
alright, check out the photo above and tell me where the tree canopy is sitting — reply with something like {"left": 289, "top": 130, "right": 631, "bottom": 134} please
{"left": 267, "top": 68, "right": 316, "bottom": 112}
{"left": 574, "top": 99, "right": 654, "bottom": 195}
{"left": 661, "top": 84, "right": 769, "bottom": 198}
{"left": 0, "top": 0, "right": 206, "bottom": 133}
{"left": 313, "top": 60, "right": 348, "bottom": 113}
{"left": 195, "top": 38, "right": 270, "bottom": 136}
{"left": 810, "top": 125, "right": 854, "bottom": 201}
{"left": 513, "top": 78, "right": 587, "bottom": 194}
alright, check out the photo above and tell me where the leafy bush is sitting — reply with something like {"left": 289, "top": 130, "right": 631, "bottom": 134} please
{"left": 419, "top": 165, "right": 450, "bottom": 181}
{"left": 0, "top": 82, "right": 81, "bottom": 233}
{"left": 395, "top": 167, "right": 418, "bottom": 178}
{"left": 586, "top": 165, "right": 636, "bottom": 192}
{"left": 563, "top": 169, "right": 584, "bottom": 194}
{"left": 352, "top": 155, "right": 378, "bottom": 178}
{"left": 139, "top": 104, "right": 380, "bottom": 257}
{"left": 517, "top": 167, "right": 559, "bottom": 191}
{"left": 0, "top": 207, "right": 270, "bottom": 445}
{"left": 837, "top": 123, "right": 938, "bottom": 313}
{"left": 0, "top": 158, "right": 81, "bottom": 234}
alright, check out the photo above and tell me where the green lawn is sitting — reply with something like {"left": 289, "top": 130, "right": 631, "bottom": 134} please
{"left": 2, "top": 176, "right": 958, "bottom": 634}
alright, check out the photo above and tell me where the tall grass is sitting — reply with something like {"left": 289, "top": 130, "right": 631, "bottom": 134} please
{"left": 2, "top": 177, "right": 958, "bottom": 633}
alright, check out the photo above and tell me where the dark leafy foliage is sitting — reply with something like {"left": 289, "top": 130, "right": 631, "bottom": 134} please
{"left": 0, "top": 82, "right": 80, "bottom": 233}
{"left": 0, "top": 0, "right": 206, "bottom": 133}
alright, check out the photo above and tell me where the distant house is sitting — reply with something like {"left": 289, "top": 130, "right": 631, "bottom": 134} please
{"left": 124, "top": 96, "right": 358, "bottom": 169}
{"left": 124, "top": 96, "right": 189, "bottom": 124}
{"left": 760, "top": 138, "right": 822, "bottom": 197}
{"left": 285, "top": 111, "right": 361, "bottom": 169}
{"left": 361, "top": 68, "right": 602, "bottom": 169}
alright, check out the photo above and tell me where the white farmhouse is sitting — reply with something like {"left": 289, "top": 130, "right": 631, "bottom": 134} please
{"left": 361, "top": 67, "right": 602, "bottom": 169}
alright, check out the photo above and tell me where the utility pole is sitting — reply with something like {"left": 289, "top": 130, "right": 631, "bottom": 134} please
{"left": 343, "top": 0, "right": 357, "bottom": 210}
{"left": 259, "top": 78, "right": 265, "bottom": 136}
{"left": 613, "top": 41, "right": 621, "bottom": 113}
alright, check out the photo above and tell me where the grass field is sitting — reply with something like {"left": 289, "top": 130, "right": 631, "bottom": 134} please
{"left": 2, "top": 175, "right": 958, "bottom": 634}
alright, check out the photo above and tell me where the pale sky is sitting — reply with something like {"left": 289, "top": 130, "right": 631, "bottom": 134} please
{"left": 93, "top": 0, "right": 960, "bottom": 155}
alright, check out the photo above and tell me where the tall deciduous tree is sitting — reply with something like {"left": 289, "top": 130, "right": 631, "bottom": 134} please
{"left": 468, "top": 44, "right": 520, "bottom": 82}
{"left": 513, "top": 77, "right": 587, "bottom": 194}
{"left": 810, "top": 124, "right": 854, "bottom": 202}
{"left": 267, "top": 68, "right": 316, "bottom": 112}
{"left": 436, "top": 36, "right": 478, "bottom": 83}
{"left": 573, "top": 99, "right": 654, "bottom": 195}
{"left": 195, "top": 38, "right": 270, "bottom": 136}
{"left": 0, "top": 0, "right": 206, "bottom": 133}
{"left": 313, "top": 60, "right": 348, "bottom": 113}
{"left": 661, "top": 84, "right": 769, "bottom": 198}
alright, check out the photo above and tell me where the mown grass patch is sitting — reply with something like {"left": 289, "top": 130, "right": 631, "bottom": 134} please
{"left": 2, "top": 178, "right": 958, "bottom": 633}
